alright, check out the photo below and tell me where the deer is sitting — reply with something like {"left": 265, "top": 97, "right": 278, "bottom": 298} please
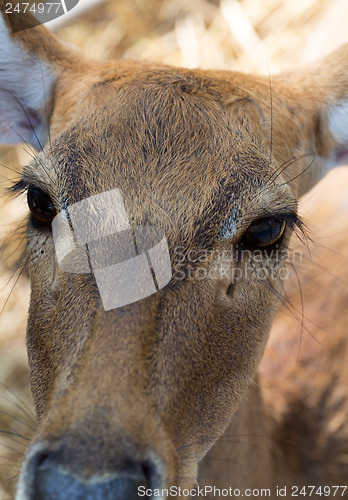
{"left": 0, "top": 2, "right": 348, "bottom": 499}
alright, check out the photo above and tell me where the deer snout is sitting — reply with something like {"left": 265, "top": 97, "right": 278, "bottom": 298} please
{"left": 18, "top": 444, "right": 161, "bottom": 500}
{"left": 35, "top": 463, "right": 150, "bottom": 500}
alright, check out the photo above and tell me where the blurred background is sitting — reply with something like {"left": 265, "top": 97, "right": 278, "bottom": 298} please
{"left": 0, "top": 0, "right": 348, "bottom": 497}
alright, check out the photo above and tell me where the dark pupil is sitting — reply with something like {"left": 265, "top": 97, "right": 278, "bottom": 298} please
{"left": 244, "top": 217, "right": 285, "bottom": 248}
{"left": 27, "top": 185, "right": 55, "bottom": 224}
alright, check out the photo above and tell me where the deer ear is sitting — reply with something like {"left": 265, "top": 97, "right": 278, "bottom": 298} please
{"left": 272, "top": 44, "right": 348, "bottom": 197}
{"left": 315, "top": 44, "right": 348, "bottom": 171}
{"left": 0, "top": 8, "right": 60, "bottom": 150}
{"left": 324, "top": 98, "right": 348, "bottom": 169}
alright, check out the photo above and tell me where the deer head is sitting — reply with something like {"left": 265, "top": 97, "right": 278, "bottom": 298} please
{"left": 1, "top": 3, "right": 348, "bottom": 499}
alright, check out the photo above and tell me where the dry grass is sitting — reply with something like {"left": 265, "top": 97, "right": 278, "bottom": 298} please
{"left": 0, "top": 0, "right": 347, "bottom": 497}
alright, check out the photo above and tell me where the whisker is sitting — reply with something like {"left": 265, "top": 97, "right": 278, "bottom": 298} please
{"left": 265, "top": 154, "right": 309, "bottom": 186}
{"left": 0, "top": 392, "right": 36, "bottom": 430}
{"left": 0, "top": 88, "right": 44, "bottom": 154}
{"left": 22, "top": 148, "right": 57, "bottom": 188}
{"left": 0, "top": 432, "right": 30, "bottom": 448}
{"left": 260, "top": 278, "right": 323, "bottom": 345}
{"left": 3, "top": 473, "right": 20, "bottom": 500}
{"left": 280, "top": 154, "right": 316, "bottom": 186}
{"left": 0, "top": 250, "right": 29, "bottom": 297}
{"left": 0, "top": 443, "right": 24, "bottom": 457}
{"left": 268, "top": 63, "right": 273, "bottom": 168}
{"left": 0, "top": 410, "right": 35, "bottom": 434}
{"left": 0, "top": 162, "right": 21, "bottom": 177}
{"left": 0, "top": 431, "right": 30, "bottom": 442}
{"left": 39, "top": 59, "right": 53, "bottom": 155}
{"left": 298, "top": 253, "right": 348, "bottom": 287}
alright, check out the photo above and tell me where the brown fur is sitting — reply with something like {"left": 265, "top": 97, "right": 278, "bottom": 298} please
{"left": 201, "top": 198, "right": 348, "bottom": 492}
{"left": 1, "top": 2, "right": 348, "bottom": 498}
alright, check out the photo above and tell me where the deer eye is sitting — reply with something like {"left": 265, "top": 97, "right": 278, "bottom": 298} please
{"left": 241, "top": 217, "right": 286, "bottom": 249}
{"left": 27, "top": 185, "right": 56, "bottom": 225}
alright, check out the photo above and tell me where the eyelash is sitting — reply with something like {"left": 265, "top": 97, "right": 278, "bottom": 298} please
{"left": 9, "top": 178, "right": 30, "bottom": 196}
{"left": 270, "top": 212, "right": 304, "bottom": 233}
{"left": 277, "top": 212, "right": 308, "bottom": 241}
{"left": 221, "top": 211, "right": 307, "bottom": 241}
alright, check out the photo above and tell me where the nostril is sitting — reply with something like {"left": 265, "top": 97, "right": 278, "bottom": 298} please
{"left": 142, "top": 460, "right": 159, "bottom": 490}
{"left": 34, "top": 450, "right": 50, "bottom": 468}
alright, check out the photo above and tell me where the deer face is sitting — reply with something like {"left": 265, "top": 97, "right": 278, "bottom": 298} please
{"left": 24, "top": 69, "right": 293, "bottom": 490}
{"left": 1, "top": 5, "right": 348, "bottom": 500}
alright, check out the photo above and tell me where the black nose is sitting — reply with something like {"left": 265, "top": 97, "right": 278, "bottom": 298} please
{"left": 34, "top": 460, "right": 151, "bottom": 500}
